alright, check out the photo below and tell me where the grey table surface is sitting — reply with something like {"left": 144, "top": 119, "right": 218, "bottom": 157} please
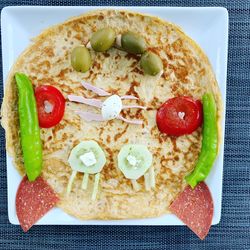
{"left": 0, "top": 1, "right": 249, "bottom": 249}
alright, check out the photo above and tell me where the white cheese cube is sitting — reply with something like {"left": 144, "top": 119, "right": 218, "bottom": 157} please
{"left": 127, "top": 155, "right": 138, "bottom": 167}
{"left": 79, "top": 152, "right": 97, "bottom": 167}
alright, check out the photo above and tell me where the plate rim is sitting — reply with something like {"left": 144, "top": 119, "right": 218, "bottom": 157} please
{"left": 1, "top": 5, "right": 228, "bottom": 226}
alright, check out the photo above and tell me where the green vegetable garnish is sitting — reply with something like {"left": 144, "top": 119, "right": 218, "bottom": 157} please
{"left": 15, "top": 73, "right": 43, "bottom": 181}
{"left": 117, "top": 144, "right": 153, "bottom": 180}
{"left": 140, "top": 51, "right": 163, "bottom": 76}
{"left": 90, "top": 28, "right": 116, "bottom": 52}
{"left": 121, "top": 31, "right": 147, "bottom": 54}
{"left": 185, "top": 93, "right": 218, "bottom": 188}
{"left": 66, "top": 141, "right": 106, "bottom": 198}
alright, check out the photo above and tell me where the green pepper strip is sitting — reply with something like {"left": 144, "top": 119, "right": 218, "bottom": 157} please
{"left": 185, "top": 93, "right": 218, "bottom": 188}
{"left": 15, "top": 73, "right": 43, "bottom": 181}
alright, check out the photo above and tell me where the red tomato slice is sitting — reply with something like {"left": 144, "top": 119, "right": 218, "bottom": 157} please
{"left": 156, "top": 96, "right": 203, "bottom": 136}
{"left": 35, "top": 85, "right": 65, "bottom": 128}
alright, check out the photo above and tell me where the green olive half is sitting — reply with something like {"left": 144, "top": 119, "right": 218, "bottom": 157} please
{"left": 140, "top": 51, "right": 163, "bottom": 76}
{"left": 121, "top": 31, "right": 147, "bottom": 54}
{"left": 90, "top": 28, "right": 116, "bottom": 52}
{"left": 71, "top": 46, "right": 92, "bottom": 73}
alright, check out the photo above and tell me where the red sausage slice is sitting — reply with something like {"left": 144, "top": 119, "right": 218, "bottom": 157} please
{"left": 16, "top": 176, "right": 59, "bottom": 232}
{"left": 169, "top": 182, "right": 213, "bottom": 240}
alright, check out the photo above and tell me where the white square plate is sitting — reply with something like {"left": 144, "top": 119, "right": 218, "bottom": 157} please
{"left": 1, "top": 6, "right": 228, "bottom": 226}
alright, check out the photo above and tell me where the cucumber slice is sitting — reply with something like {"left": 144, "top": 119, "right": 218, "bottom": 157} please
{"left": 68, "top": 141, "right": 106, "bottom": 174}
{"left": 118, "top": 144, "right": 153, "bottom": 180}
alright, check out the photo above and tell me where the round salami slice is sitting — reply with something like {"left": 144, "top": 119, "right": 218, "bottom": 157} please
{"left": 16, "top": 176, "right": 59, "bottom": 232}
{"left": 169, "top": 182, "right": 213, "bottom": 240}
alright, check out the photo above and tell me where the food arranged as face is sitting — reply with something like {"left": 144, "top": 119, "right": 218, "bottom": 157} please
{"left": 10, "top": 17, "right": 218, "bottom": 238}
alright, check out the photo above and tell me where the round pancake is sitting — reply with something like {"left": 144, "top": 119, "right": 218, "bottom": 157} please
{"left": 1, "top": 10, "right": 222, "bottom": 219}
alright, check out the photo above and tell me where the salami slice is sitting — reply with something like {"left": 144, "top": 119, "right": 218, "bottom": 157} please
{"left": 169, "top": 182, "right": 213, "bottom": 240}
{"left": 16, "top": 176, "right": 59, "bottom": 232}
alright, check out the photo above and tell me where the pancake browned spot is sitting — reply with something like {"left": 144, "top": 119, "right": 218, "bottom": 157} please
{"left": 114, "top": 124, "right": 129, "bottom": 142}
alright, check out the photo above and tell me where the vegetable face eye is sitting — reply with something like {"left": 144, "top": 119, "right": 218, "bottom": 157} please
{"left": 35, "top": 85, "right": 65, "bottom": 128}
{"left": 156, "top": 96, "right": 203, "bottom": 136}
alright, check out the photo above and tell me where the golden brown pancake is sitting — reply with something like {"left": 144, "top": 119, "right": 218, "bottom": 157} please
{"left": 1, "top": 9, "right": 222, "bottom": 219}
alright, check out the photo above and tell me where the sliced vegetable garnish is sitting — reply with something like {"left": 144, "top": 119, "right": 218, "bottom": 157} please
{"left": 149, "top": 167, "right": 156, "bottom": 189}
{"left": 118, "top": 144, "right": 153, "bottom": 179}
{"left": 118, "top": 144, "right": 154, "bottom": 191}
{"left": 144, "top": 172, "right": 150, "bottom": 191}
{"left": 16, "top": 176, "right": 59, "bottom": 232}
{"left": 68, "top": 141, "right": 106, "bottom": 174}
{"left": 66, "top": 141, "right": 106, "bottom": 196}
{"left": 185, "top": 93, "right": 218, "bottom": 188}
{"left": 131, "top": 179, "right": 141, "bottom": 191}
{"left": 66, "top": 170, "right": 77, "bottom": 195}
{"left": 144, "top": 167, "right": 155, "bottom": 191}
{"left": 81, "top": 173, "right": 89, "bottom": 190}
{"left": 91, "top": 173, "right": 100, "bottom": 201}
{"left": 169, "top": 182, "right": 213, "bottom": 240}
{"left": 15, "top": 73, "right": 43, "bottom": 181}
{"left": 35, "top": 85, "right": 65, "bottom": 128}
{"left": 156, "top": 96, "right": 203, "bottom": 136}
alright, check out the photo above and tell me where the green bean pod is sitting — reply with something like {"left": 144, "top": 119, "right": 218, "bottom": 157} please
{"left": 185, "top": 93, "right": 218, "bottom": 188}
{"left": 15, "top": 73, "right": 43, "bottom": 181}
